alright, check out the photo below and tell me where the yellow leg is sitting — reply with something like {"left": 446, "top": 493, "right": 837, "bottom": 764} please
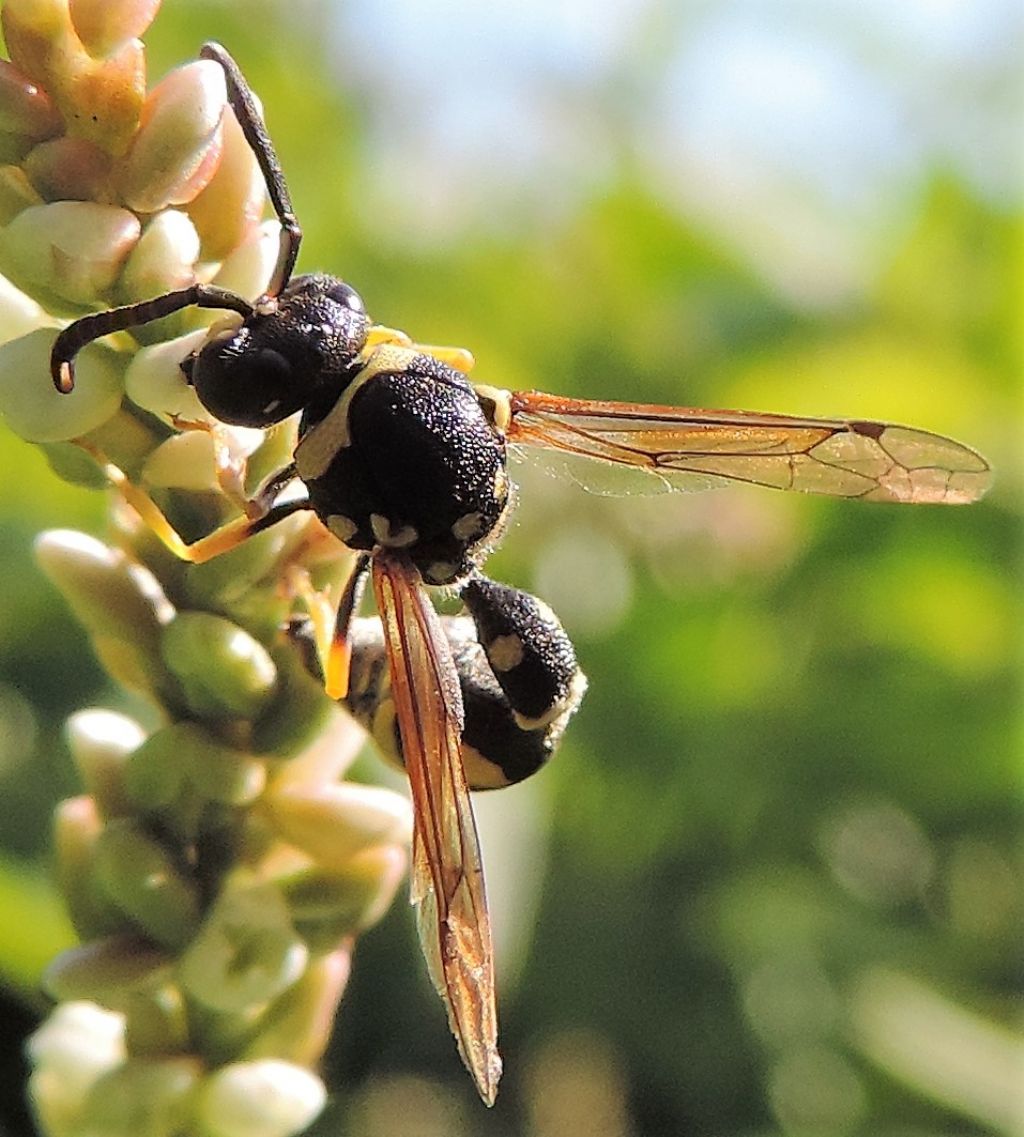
{"left": 82, "top": 444, "right": 309, "bottom": 564}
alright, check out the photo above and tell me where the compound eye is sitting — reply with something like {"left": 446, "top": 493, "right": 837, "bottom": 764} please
{"left": 326, "top": 281, "right": 365, "bottom": 314}
{"left": 192, "top": 341, "right": 302, "bottom": 428}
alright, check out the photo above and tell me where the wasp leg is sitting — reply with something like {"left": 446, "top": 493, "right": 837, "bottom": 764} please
{"left": 325, "top": 554, "right": 371, "bottom": 699}
{"left": 80, "top": 444, "right": 309, "bottom": 563}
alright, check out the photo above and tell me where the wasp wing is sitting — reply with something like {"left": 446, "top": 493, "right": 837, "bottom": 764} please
{"left": 371, "top": 552, "right": 501, "bottom": 1105}
{"left": 506, "top": 391, "right": 991, "bottom": 505}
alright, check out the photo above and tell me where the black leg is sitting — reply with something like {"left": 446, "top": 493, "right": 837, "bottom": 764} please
{"left": 200, "top": 42, "right": 302, "bottom": 297}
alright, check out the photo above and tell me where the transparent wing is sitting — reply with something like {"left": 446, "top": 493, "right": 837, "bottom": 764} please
{"left": 371, "top": 552, "right": 501, "bottom": 1105}
{"left": 506, "top": 391, "right": 992, "bottom": 505}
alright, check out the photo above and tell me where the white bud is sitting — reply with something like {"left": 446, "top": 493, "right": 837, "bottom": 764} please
{"left": 196, "top": 1060, "right": 327, "bottom": 1137}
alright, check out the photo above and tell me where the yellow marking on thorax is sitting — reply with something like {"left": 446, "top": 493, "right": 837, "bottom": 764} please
{"left": 295, "top": 344, "right": 423, "bottom": 480}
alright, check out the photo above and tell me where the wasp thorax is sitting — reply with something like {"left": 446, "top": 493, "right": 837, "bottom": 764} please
{"left": 186, "top": 273, "right": 370, "bottom": 428}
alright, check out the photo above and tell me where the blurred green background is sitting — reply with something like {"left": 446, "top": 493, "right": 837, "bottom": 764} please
{"left": 0, "top": 1, "right": 1020, "bottom": 1134}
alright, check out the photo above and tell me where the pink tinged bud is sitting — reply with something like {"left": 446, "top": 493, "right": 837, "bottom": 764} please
{"left": 119, "top": 208, "right": 200, "bottom": 305}
{"left": 118, "top": 59, "right": 226, "bottom": 213}
{"left": 243, "top": 946, "right": 352, "bottom": 1067}
{"left": 65, "top": 707, "right": 147, "bottom": 818}
{"left": 0, "top": 60, "right": 61, "bottom": 135}
{"left": 210, "top": 219, "right": 279, "bottom": 303}
{"left": 264, "top": 782, "right": 413, "bottom": 871}
{"left": 0, "top": 200, "right": 140, "bottom": 306}
{"left": 187, "top": 103, "right": 267, "bottom": 261}
{"left": 69, "top": 0, "right": 161, "bottom": 57}
{"left": 196, "top": 1060, "right": 328, "bottom": 1137}
{"left": 23, "top": 135, "right": 113, "bottom": 200}
{"left": 0, "top": 329, "right": 122, "bottom": 442}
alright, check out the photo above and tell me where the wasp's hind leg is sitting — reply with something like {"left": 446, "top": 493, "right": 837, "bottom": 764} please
{"left": 457, "top": 575, "right": 587, "bottom": 789}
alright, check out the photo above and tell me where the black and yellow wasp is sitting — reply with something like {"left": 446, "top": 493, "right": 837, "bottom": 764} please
{"left": 50, "top": 43, "right": 991, "bottom": 1104}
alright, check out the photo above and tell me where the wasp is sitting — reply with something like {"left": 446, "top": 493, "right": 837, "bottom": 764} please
{"left": 50, "top": 43, "right": 992, "bottom": 1104}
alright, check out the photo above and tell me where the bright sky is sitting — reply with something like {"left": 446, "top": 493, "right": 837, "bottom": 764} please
{"left": 332, "top": 0, "right": 1021, "bottom": 304}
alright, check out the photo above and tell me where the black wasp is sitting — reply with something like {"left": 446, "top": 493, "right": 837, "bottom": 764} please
{"left": 50, "top": 43, "right": 991, "bottom": 1104}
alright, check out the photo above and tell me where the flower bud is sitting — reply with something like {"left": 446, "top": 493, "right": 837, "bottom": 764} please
{"left": 160, "top": 611, "right": 278, "bottom": 720}
{"left": 43, "top": 934, "right": 172, "bottom": 1005}
{"left": 264, "top": 782, "right": 412, "bottom": 871}
{"left": 53, "top": 795, "right": 131, "bottom": 939}
{"left": 0, "top": 200, "right": 140, "bottom": 306}
{"left": 35, "top": 530, "right": 175, "bottom": 699}
{"left": 0, "top": 164, "right": 43, "bottom": 224}
{"left": 118, "top": 59, "right": 226, "bottom": 213}
{"left": 0, "top": 58, "right": 61, "bottom": 139}
{"left": 77, "top": 1055, "right": 201, "bottom": 1137}
{"left": 119, "top": 208, "right": 200, "bottom": 308}
{"left": 22, "top": 135, "right": 113, "bottom": 201}
{"left": 65, "top": 707, "right": 147, "bottom": 817}
{"left": 0, "top": 328, "right": 122, "bottom": 441}
{"left": 179, "top": 881, "right": 307, "bottom": 1014}
{"left": 27, "top": 1000, "right": 126, "bottom": 1096}
{"left": 69, "top": 0, "right": 161, "bottom": 58}
{"left": 243, "top": 947, "right": 351, "bottom": 1067}
{"left": 94, "top": 818, "right": 202, "bottom": 951}
{"left": 186, "top": 100, "right": 265, "bottom": 260}
{"left": 0, "top": 272, "right": 48, "bottom": 345}
{"left": 122, "top": 328, "right": 210, "bottom": 421}
{"left": 60, "top": 39, "right": 147, "bottom": 155}
{"left": 280, "top": 845, "right": 408, "bottom": 951}
{"left": 209, "top": 219, "right": 279, "bottom": 302}
{"left": 195, "top": 1059, "right": 327, "bottom": 1137}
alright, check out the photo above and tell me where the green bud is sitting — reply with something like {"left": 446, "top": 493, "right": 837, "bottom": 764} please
{"left": 43, "top": 934, "right": 172, "bottom": 1005}
{"left": 161, "top": 611, "right": 277, "bottom": 720}
{"left": 0, "top": 271, "right": 48, "bottom": 345}
{"left": 37, "top": 441, "right": 109, "bottom": 488}
{"left": 248, "top": 636, "right": 337, "bottom": 759}
{"left": 77, "top": 1056, "right": 201, "bottom": 1137}
{"left": 66, "top": 708, "right": 147, "bottom": 818}
{"left": 124, "top": 984, "right": 191, "bottom": 1057}
{"left": 0, "top": 164, "right": 43, "bottom": 224}
{"left": 69, "top": 0, "right": 161, "bottom": 58}
{"left": 264, "top": 782, "right": 412, "bottom": 871}
{"left": 119, "top": 208, "right": 200, "bottom": 308}
{"left": 280, "top": 845, "right": 407, "bottom": 951}
{"left": 126, "top": 719, "right": 267, "bottom": 808}
{"left": 0, "top": 200, "right": 140, "bottom": 305}
{"left": 0, "top": 59, "right": 61, "bottom": 139}
{"left": 179, "top": 881, "right": 307, "bottom": 1014}
{"left": 0, "top": 329, "right": 123, "bottom": 442}
{"left": 195, "top": 1059, "right": 327, "bottom": 1137}
{"left": 143, "top": 430, "right": 235, "bottom": 494}
{"left": 35, "top": 530, "right": 175, "bottom": 699}
{"left": 53, "top": 795, "right": 131, "bottom": 939}
{"left": 94, "top": 818, "right": 202, "bottom": 951}
{"left": 242, "top": 947, "right": 351, "bottom": 1067}
{"left": 118, "top": 59, "right": 226, "bottom": 213}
